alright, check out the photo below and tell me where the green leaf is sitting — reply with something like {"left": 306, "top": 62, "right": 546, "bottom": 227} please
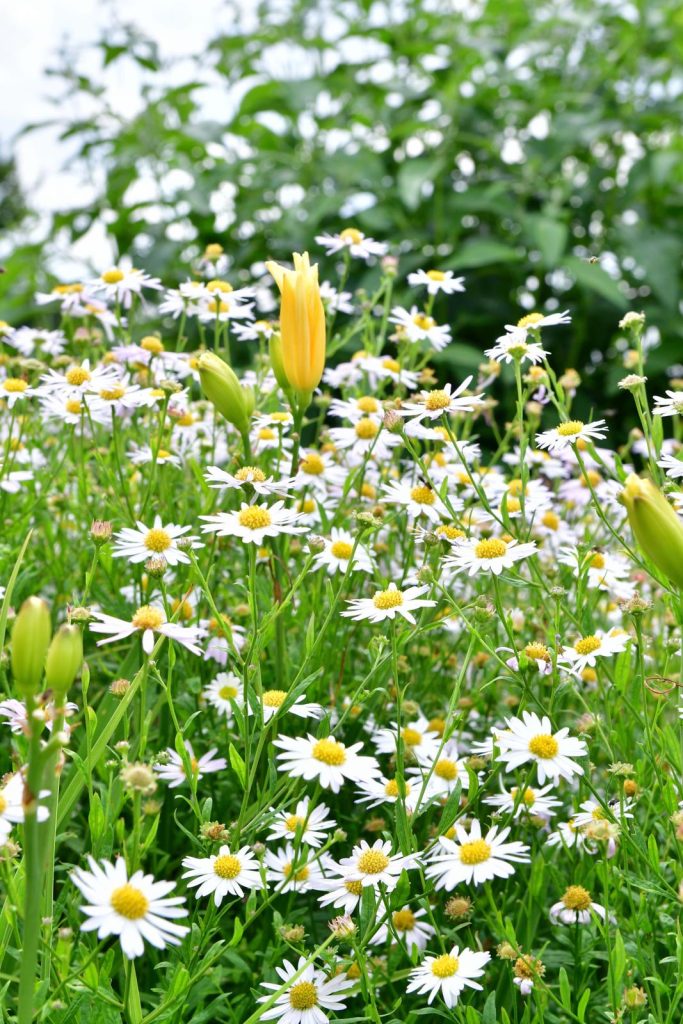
{"left": 525, "top": 214, "right": 568, "bottom": 265}
{"left": 229, "top": 743, "right": 247, "bottom": 789}
{"left": 559, "top": 967, "right": 572, "bottom": 1010}
{"left": 397, "top": 157, "right": 443, "bottom": 211}
{"left": 449, "top": 239, "right": 522, "bottom": 270}
{"left": 564, "top": 255, "right": 628, "bottom": 307}
{"left": 482, "top": 991, "right": 497, "bottom": 1024}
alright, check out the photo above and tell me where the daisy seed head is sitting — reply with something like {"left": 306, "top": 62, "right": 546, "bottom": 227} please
{"left": 561, "top": 885, "right": 592, "bottom": 911}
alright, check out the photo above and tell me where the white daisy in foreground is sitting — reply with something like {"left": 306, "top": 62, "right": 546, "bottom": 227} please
{"left": 0, "top": 772, "right": 49, "bottom": 838}
{"left": 445, "top": 536, "right": 537, "bottom": 576}
{"left": 510, "top": 310, "right": 571, "bottom": 333}
{"left": 407, "top": 740, "right": 470, "bottom": 799}
{"left": 407, "top": 268, "right": 466, "bottom": 295}
{"left": 371, "top": 905, "right": 436, "bottom": 952}
{"left": 355, "top": 775, "right": 422, "bottom": 814}
{"left": 200, "top": 501, "right": 307, "bottom": 545}
{"left": 154, "top": 741, "right": 226, "bottom": 788}
{"left": 202, "top": 672, "right": 244, "bottom": 717}
{"left": 407, "top": 945, "right": 491, "bottom": 1008}
{"left": 485, "top": 783, "right": 561, "bottom": 820}
{"left": 342, "top": 583, "right": 436, "bottom": 624}
{"left": 38, "top": 358, "right": 119, "bottom": 395}
{"left": 248, "top": 688, "right": 324, "bottom": 722}
{"left": 424, "top": 820, "right": 530, "bottom": 889}
{"left": 310, "top": 529, "right": 374, "bottom": 576}
{"left": 535, "top": 418, "right": 608, "bottom": 452}
{"left": 381, "top": 480, "right": 452, "bottom": 523}
{"left": 558, "top": 628, "right": 630, "bottom": 674}
{"left": 266, "top": 798, "right": 337, "bottom": 848}
{"left": 373, "top": 716, "right": 441, "bottom": 764}
{"left": 652, "top": 390, "right": 683, "bottom": 417}
{"left": 264, "top": 844, "right": 334, "bottom": 893}
{"left": 257, "top": 956, "right": 354, "bottom": 1023}
{"left": 204, "top": 464, "right": 295, "bottom": 497}
{"left": 181, "top": 845, "right": 264, "bottom": 905}
{"left": 389, "top": 306, "right": 451, "bottom": 351}
{"left": 337, "top": 838, "right": 416, "bottom": 891}
{"left": 71, "top": 856, "right": 189, "bottom": 959}
{"left": 496, "top": 710, "right": 588, "bottom": 784}
{"left": 314, "top": 225, "right": 387, "bottom": 260}
{"left": 90, "top": 605, "right": 203, "bottom": 655}
{"left": 273, "top": 734, "right": 380, "bottom": 792}
{"left": 550, "top": 885, "right": 608, "bottom": 925}
{"left": 112, "top": 516, "right": 200, "bottom": 565}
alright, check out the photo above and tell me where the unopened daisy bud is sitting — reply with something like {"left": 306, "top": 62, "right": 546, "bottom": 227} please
{"left": 619, "top": 310, "right": 645, "bottom": 333}
{"left": 11, "top": 597, "right": 52, "bottom": 697}
{"left": 90, "top": 519, "right": 112, "bottom": 545}
{"left": 121, "top": 762, "right": 157, "bottom": 795}
{"left": 445, "top": 895, "right": 472, "bottom": 919}
{"left": 329, "top": 915, "right": 357, "bottom": 939}
{"left": 623, "top": 986, "right": 647, "bottom": 1009}
{"left": 623, "top": 778, "right": 639, "bottom": 797}
{"left": 558, "top": 368, "right": 581, "bottom": 390}
{"left": 381, "top": 254, "right": 398, "bottom": 275}
{"left": 0, "top": 839, "right": 22, "bottom": 861}
{"left": 68, "top": 605, "right": 93, "bottom": 623}
{"left": 416, "top": 565, "right": 436, "bottom": 585}
{"left": 110, "top": 678, "right": 130, "bottom": 698}
{"left": 473, "top": 598, "right": 495, "bottom": 623}
{"left": 497, "top": 942, "right": 517, "bottom": 960}
{"left": 619, "top": 474, "right": 683, "bottom": 589}
{"left": 280, "top": 924, "right": 306, "bottom": 942}
{"left": 332, "top": 828, "right": 348, "bottom": 843}
{"left": 621, "top": 593, "right": 651, "bottom": 616}
{"left": 307, "top": 534, "right": 326, "bottom": 554}
{"left": 618, "top": 373, "right": 648, "bottom": 391}
{"left": 198, "top": 351, "right": 253, "bottom": 435}
{"left": 144, "top": 555, "right": 168, "bottom": 578}
{"left": 383, "top": 409, "right": 402, "bottom": 433}
{"left": 44, "top": 624, "right": 83, "bottom": 696}
{"left": 525, "top": 401, "right": 544, "bottom": 418}
{"left": 142, "top": 799, "right": 162, "bottom": 815}
{"left": 201, "top": 821, "right": 230, "bottom": 842}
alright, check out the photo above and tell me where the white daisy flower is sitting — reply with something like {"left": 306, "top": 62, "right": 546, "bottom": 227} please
{"left": 204, "top": 464, "right": 295, "bottom": 497}
{"left": 90, "top": 266, "right": 162, "bottom": 307}
{"left": 317, "top": 873, "right": 366, "bottom": 914}
{"left": 71, "top": 856, "right": 189, "bottom": 959}
{"left": 558, "top": 629, "right": 631, "bottom": 674}
{"left": 200, "top": 501, "right": 307, "bottom": 545}
{"left": 292, "top": 449, "right": 348, "bottom": 492}
{"left": 7, "top": 327, "right": 66, "bottom": 357}
{"left": 337, "top": 838, "right": 416, "bottom": 890}
{"left": 424, "top": 819, "right": 530, "bottom": 889}
{"left": 535, "top": 419, "right": 608, "bottom": 452}
{"left": 181, "top": 845, "right": 264, "bottom": 905}
{"left": 355, "top": 774, "right": 423, "bottom": 814}
{"left": 485, "top": 331, "right": 548, "bottom": 365}
{"left": 444, "top": 536, "right": 537, "bottom": 576}
{"left": 498, "top": 641, "right": 554, "bottom": 676}
{"left": 89, "top": 605, "right": 203, "bottom": 656}
{"left": 407, "top": 269, "right": 466, "bottom": 295}
{"left": 35, "top": 283, "right": 90, "bottom": 313}
{"left": 407, "top": 945, "right": 491, "bottom": 1008}
{"left": 550, "top": 886, "right": 608, "bottom": 925}
{"left": 485, "top": 783, "right": 562, "bottom": 820}
{"left": 389, "top": 306, "right": 451, "bottom": 351}
{"left": 371, "top": 905, "right": 436, "bottom": 952}
{"left": 573, "top": 798, "right": 633, "bottom": 830}
{"left": 264, "top": 843, "right": 334, "bottom": 893}
{"left": 373, "top": 716, "right": 442, "bottom": 765}
{"left": 38, "top": 358, "right": 120, "bottom": 396}
{"left": 128, "top": 443, "right": 182, "bottom": 467}
{"left": 272, "top": 733, "right": 380, "bottom": 793}
{"left": 0, "top": 772, "right": 49, "bottom": 838}
{"left": 657, "top": 451, "right": 683, "bottom": 479}
{"left": 327, "top": 418, "right": 402, "bottom": 461}
{"left": 496, "top": 710, "right": 588, "bottom": 784}
{"left": 202, "top": 672, "right": 244, "bottom": 717}
{"left": 266, "top": 798, "right": 337, "bottom": 849}
{"left": 0, "top": 377, "right": 37, "bottom": 408}
{"left": 381, "top": 479, "right": 454, "bottom": 523}
{"left": 652, "top": 390, "right": 683, "bottom": 417}
{"left": 111, "top": 516, "right": 200, "bottom": 565}
{"left": 310, "top": 529, "right": 374, "bottom": 576}
{"left": 546, "top": 819, "right": 585, "bottom": 852}
{"left": 356, "top": 354, "right": 420, "bottom": 390}
{"left": 0, "top": 470, "right": 33, "bottom": 494}
{"left": 328, "top": 395, "right": 384, "bottom": 422}
{"left": 248, "top": 688, "right": 325, "bottom": 722}
{"left": 342, "top": 583, "right": 436, "bottom": 625}
{"left": 406, "top": 740, "right": 470, "bottom": 799}
{"left": 399, "top": 378, "right": 485, "bottom": 421}
{"left": 232, "top": 318, "right": 278, "bottom": 341}
{"left": 257, "top": 955, "right": 354, "bottom": 1023}
{"left": 154, "top": 741, "right": 226, "bottom": 788}
{"left": 314, "top": 226, "right": 387, "bottom": 260}
{"left": 319, "top": 280, "right": 354, "bottom": 313}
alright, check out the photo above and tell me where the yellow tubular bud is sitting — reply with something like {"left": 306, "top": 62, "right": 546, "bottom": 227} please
{"left": 619, "top": 474, "right": 683, "bottom": 589}
{"left": 198, "top": 352, "right": 251, "bottom": 435}
{"left": 45, "top": 624, "right": 84, "bottom": 695}
{"left": 268, "top": 332, "right": 293, "bottom": 397}
{"left": 11, "top": 597, "right": 52, "bottom": 696}
{"left": 265, "top": 252, "right": 326, "bottom": 397}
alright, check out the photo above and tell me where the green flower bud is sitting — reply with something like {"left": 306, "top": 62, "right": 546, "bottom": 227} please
{"left": 619, "top": 474, "right": 683, "bottom": 589}
{"left": 45, "top": 624, "right": 83, "bottom": 695}
{"left": 198, "top": 352, "right": 251, "bottom": 434}
{"left": 268, "top": 332, "right": 293, "bottom": 398}
{"left": 11, "top": 597, "right": 52, "bottom": 696}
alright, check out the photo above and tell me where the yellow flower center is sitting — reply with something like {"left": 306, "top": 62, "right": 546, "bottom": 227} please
{"left": 542, "top": 511, "right": 560, "bottom": 530}
{"left": 330, "top": 540, "right": 354, "bottom": 560}
{"left": 373, "top": 588, "right": 404, "bottom": 610}
{"left": 0, "top": 794, "right": 6, "bottom": 814}
{"left": 393, "top": 908, "right": 416, "bottom": 930}
{"left": 110, "top": 883, "right": 149, "bottom": 919}
{"left": 102, "top": 268, "right": 124, "bottom": 284}
{"left": 528, "top": 734, "right": 559, "bottom": 759}
{"left": 141, "top": 335, "right": 164, "bottom": 353}
{"left": 592, "top": 807, "right": 606, "bottom": 820}
{"left": 156, "top": 449, "right": 171, "bottom": 460}
{"left": 557, "top": 420, "right": 584, "bottom": 437}
{"left": 285, "top": 814, "right": 305, "bottom": 832}
{"left": 424, "top": 389, "right": 451, "bottom": 411}
{"left": 474, "top": 538, "right": 508, "bottom": 560}
{"left": 100, "top": 385, "right": 126, "bottom": 401}
{"left": 590, "top": 552, "right": 605, "bottom": 570}
{"left": 431, "top": 954, "right": 460, "bottom": 978}
{"left": 284, "top": 862, "right": 310, "bottom": 882}
{"left": 298, "top": 498, "right": 316, "bottom": 514}
{"left": 580, "top": 470, "right": 602, "bottom": 488}
{"left": 525, "top": 642, "right": 550, "bottom": 662}
{"left": 204, "top": 243, "right": 224, "bottom": 259}
{"left": 66, "top": 399, "right": 83, "bottom": 415}
{"left": 3, "top": 378, "right": 28, "bottom": 393}
{"left": 357, "top": 396, "right": 379, "bottom": 412}
{"left": 401, "top": 727, "right": 422, "bottom": 747}
{"left": 270, "top": 411, "right": 290, "bottom": 422}
{"left": 384, "top": 778, "right": 411, "bottom": 798}
{"left": 312, "top": 738, "right": 346, "bottom": 766}
{"left": 459, "top": 839, "right": 492, "bottom": 865}
{"left": 144, "top": 528, "right": 172, "bottom": 552}
{"left": 436, "top": 525, "right": 464, "bottom": 540}
{"left": 511, "top": 786, "right": 536, "bottom": 806}
{"left": 516, "top": 312, "right": 544, "bottom": 328}
{"left": 235, "top": 466, "right": 266, "bottom": 482}
{"left": 131, "top": 605, "right": 165, "bottom": 631}
{"left": 301, "top": 453, "right": 325, "bottom": 475}
{"left": 340, "top": 227, "right": 364, "bottom": 245}
{"left": 289, "top": 981, "right": 318, "bottom": 1010}
{"left": 357, "top": 850, "right": 390, "bottom": 874}
{"left": 238, "top": 507, "right": 272, "bottom": 530}
{"left": 213, "top": 854, "right": 241, "bottom": 879}
{"left": 562, "top": 885, "right": 592, "bottom": 911}
{"left": 345, "top": 880, "right": 363, "bottom": 894}
{"left": 54, "top": 283, "right": 83, "bottom": 294}
{"left": 382, "top": 358, "right": 401, "bottom": 373}
{"left": 426, "top": 270, "right": 446, "bottom": 281}
{"left": 575, "top": 635, "right": 601, "bottom": 655}
{"left": 258, "top": 427, "right": 276, "bottom": 440}
{"left": 410, "top": 485, "right": 436, "bottom": 505}
{"left": 412, "top": 313, "right": 435, "bottom": 331}
{"left": 66, "top": 367, "right": 91, "bottom": 386}
{"left": 435, "top": 758, "right": 458, "bottom": 781}
{"left": 206, "top": 279, "right": 232, "bottom": 293}
{"left": 361, "top": 482, "right": 376, "bottom": 499}
{"left": 355, "top": 418, "right": 379, "bottom": 440}
{"left": 176, "top": 412, "right": 194, "bottom": 426}
{"left": 262, "top": 689, "right": 286, "bottom": 708}
{"left": 218, "top": 684, "right": 238, "bottom": 700}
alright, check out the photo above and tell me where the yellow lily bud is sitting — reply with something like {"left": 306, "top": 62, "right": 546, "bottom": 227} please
{"left": 619, "top": 474, "right": 683, "bottom": 589}
{"left": 268, "top": 332, "right": 293, "bottom": 398}
{"left": 45, "top": 624, "right": 83, "bottom": 695}
{"left": 11, "top": 597, "right": 52, "bottom": 696}
{"left": 198, "top": 352, "right": 252, "bottom": 435}
{"left": 265, "top": 251, "right": 326, "bottom": 398}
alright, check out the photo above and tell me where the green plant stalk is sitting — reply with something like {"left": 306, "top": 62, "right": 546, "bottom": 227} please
{"left": 39, "top": 695, "right": 67, "bottom": 984}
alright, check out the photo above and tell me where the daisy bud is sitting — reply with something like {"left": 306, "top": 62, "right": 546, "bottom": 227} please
{"left": 44, "top": 624, "right": 83, "bottom": 696}
{"left": 110, "top": 678, "right": 130, "bottom": 698}
{"left": 619, "top": 474, "right": 683, "bottom": 589}
{"left": 444, "top": 895, "right": 472, "bottom": 919}
{"left": 200, "top": 821, "right": 230, "bottom": 842}
{"left": 307, "top": 534, "right": 326, "bottom": 554}
{"left": 381, "top": 254, "right": 398, "bottom": 276}
{"left": 11, "top": 596, "right": 52, "bottom": 697}
{"left": 198, "top": 352, "right": 253, "bottom": 435}
{"left": 497, "top": 942, "right": 517, "bottom": 960}
{"left": 619, "top": 310, "right": 645, "bottom": 333}
{"left": 623, "top": 779, "right": 639, "bottom": 797}
{"left": 90, "top": 520, "right": 111, "bottom": 546}
{"left": 328, "top": 915, "right": 356, "bottom": 939}
{"left": 265, "top": 252, "right": 326, "bottom": 400}
{"left": 120, "top": 762, "right": 157, "bottom": 795}
{"left": 383, "top": 409, "right": 402, "bottom": 433}
{"left": 623, "top": 986, "right": 647, "bottom": 1009}
{"left": 280, "top": 924, "right": 306, "bottom": 942}
{"left": 144, "top": 555, "right": 168, "bottom": 578}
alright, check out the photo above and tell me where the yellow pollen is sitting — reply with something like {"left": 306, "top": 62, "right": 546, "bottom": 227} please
{"left": 301, "top": 453, "right": 325, "bottom": 475}
{"left": 436, "top": 525, "right": 464, "bottom": 540}
{"left": 110, "top": 883, "right": 149, "bottom": 920}
{"left": 270, "top": 411, "right": 290, "bottom": 422}
{"left": 330, "top": 540, "right": 354, "bottom": 560}
{"left": 431, "top": 954, "right": 460, "bottom": 978}
{"left": 557, "top": 420, "right": 584, "bottom": 437}
{"left": 355, "top": 418, "right": 379, "bottom": 440}
{"left": 144, "top": 528, "right": 172, "bottom": 552}
{"left": 401, "top": 727, "right": 422, "bottom": 747}
{"left": 284, "top": 861, "right": 310, "bottom": 882}
{"left": 156, "top": 449, "right": 171, "bottom": 460}
{"left": 511, "top": 786, "right": 536, "bottom": 806}
{"left": 575, "top": 635, "right": 601, "bottom": 655}
{"left": 54, "top": 283, "right": 83, "bottom": 294}
{"left": 339, "top": 227, "right": 364, "bottom": 245}
{"left": 360, "top": 482, "right": 376, "bottom": 499}
{"left": 140, "top": 336, "right": 164, "bottom": 353}
{"left": 345, "top": 880, "right": 363, "bottom": 895}
{"left": 235, "top": 466, "right": 266, "bottom": 482}
{"left": 262, "top": 689, "right": 286, "bottom": 708}
{"left": 516, "top": 312, "right": 544, "bottom": 328}
{"left": 424, "top": 389, "right": 451, "bottom": 411}
{"left": 285, "top": 814, "right": 304, "bottom": 832}
{"left": 0, "top": 794, "right": 6, "bottom": 814}
{"left": 258, "top": 427, "right": 276, "bottom": 440}
{"left": 206, "top": 279, "right": 233, "bottom": 293}
{"left": 410, "top": 485, "right": 436, "bottom": 505}
{"left": 373, "top": 588, "right": 404, "bottom": 610}
{"left": 428, "top": 717, "right": 445, "bottom": 735}
{"left": 298, "top": 498, "right": 316, "bottom": 514}
{"left": 525, "top": 642, "right": 550, "bottom": 662}
{"left": 3, "top": 378, "right": 28, "bottom": 393}
{"left": 203, "top": 243, "right": 224, "bottom": 259}
{"left": 101, "top": 268, "right": 124, "bottom": 284}
{"left": 357, "top": 396, "right": 379, "bottom": 412}
{"left": 357, "top": 850, "right": 390, "bottom": 874}
{"left": 312, "top": 738, "right": 346, "bottom": 766}
{"left": 289, "top": 981, "right": 318, "bottom": 1011}
{"left": 213, "top": 854, "right": 241, "bottom": 879}
{"left": 393, "top": 908, "right": 416, "bottom": 930}
{"left": 66, "top": 399, "right": 82, "bottom": 415}
{"left": 238, "top": 506, "right": 272, "bottom": 530}
{"left": 218, "top": 684, "right": 238, "bottom": 700}
{"left": 528, "top": 734, "right": 559, "bottom": 759}
{"left": 131, "top": 605, "right": 165, "bottom": 631}
{"left": 580, "top": 470, "right": 602, "bottom": 488}
{"left": 435, "top": 758, "right": 458, "bottom": 781}
{"left": 506, "top": 497, "right": 521, "bottom": 513}
{"left": 592, "top": 807, "right": 606, "bottom": 820}
{"left": 589, "top": 552, "right": 605, "bottom": 569}
{"left": 474, "top": 538, "right": 508, "bottom": 560}
{"left": 66, "top": 367, "right": 91, "bottom": 386}
{"left": 542, "top": 511, "right": 560, "bottom": 530}
{"left": 426, "top": 270, "right": 446, "bottom": 281}
{"left": 176, "top": 412, "right": 194, "bottom": 426}
{"left": 384, "top": 778, "right": 411, "bottom": 798}
{"left": 562, "top": 885, "right": 592, "bottom": 911}
{"left": 508, "top": 478, "right": 524, "bottom": 495}
{"left": 459, "top": 839, "right": 492, "bottom": 865}
{"left": 99, "top": 385, "right": 126, "bottom": 401}
{"left": 382, "top": 358, "right": 401, "bottom": 373}
{"left": 412, "top": 313, "right": 435, "bottom": 331}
